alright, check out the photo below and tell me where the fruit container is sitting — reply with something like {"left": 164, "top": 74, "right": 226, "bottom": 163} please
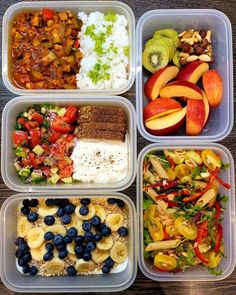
{"left": 137, "top": 142, "right": 236, "bottom": 281}
{"left": 0, "top": 192, "right": 137, "bottom": 292}
{"left": 2, "top": 1, "right": 135, "bottom": 96}
{"left": 136, "top": 9, "right": 233, "bottom": 142}
{"left": 1, "top": 96, "right": 136, "bottom": 192}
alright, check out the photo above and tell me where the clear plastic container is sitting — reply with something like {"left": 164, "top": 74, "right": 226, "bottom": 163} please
{"left": 2, "top": 1, "right": 135, "bottom": 96}
{"left": 0, "top": 192, "right": 137, "bottom": 292}
{"left": 137, "top": 142, "right": 236, "bottom": 281}
{"left": 1, "top": 95, "right": 136, "bottom": 192}
{"left": 136, "top": 9, "right": 233, "bottom": 142}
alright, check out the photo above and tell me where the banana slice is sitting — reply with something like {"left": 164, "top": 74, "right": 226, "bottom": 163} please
{"left": 75, "top": 204, "right": 95, "bottom": 220}
{"left": 77, "top": 226, "right": 85, "bottom": 236}
{"left": 68, "top": 253, "right": 78, "bottom": 263}
{"left": 38, "top": 200, "right": 58, "bottom": 217}
{"left": 106, "top": 213, "right": 124, "bottom": 231}
{"left": 97, "top": 236, "right": 113, "bottom": 250}
{"left": 65, "top": 214, "right": 83, "bottom": 230}
{"left": 46, "top": 224, "right": 66, "bottom": 236}
{"left": 110, "top": 241, "right": 128, "bottom": 264}
{"left": 91, "top": 248, "right": 109, "bottom": 264}
{"left": 31, "top": 242, "right": 47, "bottom": 261}
{"left": 40, "top": 217, "right": 61, "bottom": 231}
{"left": 53, "top": 248, "right": 59, "bottom": 258}
{"left": 17, "top": 215, "right": 33, "bottom": 237}
{"left": 44, "top": 258, "right": 65, "bottom": 276}
{"left": 67, "top": 241, "right": 76, "bottom": 254}
{"left": 75, "top": 259, "right": 95, "bottom": 273}
{"left": 26, "top": 227, "right": 45, "bottom": 249}
{"left": 94, "top": 205, "right": 107, "bottom": 222}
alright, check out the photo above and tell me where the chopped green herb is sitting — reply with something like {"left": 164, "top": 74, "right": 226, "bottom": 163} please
{"left": 123, "top": 46, "right": 130, "bottom": 56}
{"left": 88, "top": 63, "right": 110, "bottom": 84}
{"left": 143, "top": 228, "right": 152, "bottom": 247}
{"left": 104, "top": 10, "right": 117, "bottom": 23}
{"left": 106, "top": 24, "right": 113, "bottom": 36}
{"left": 191, "top": 166, "right": 200, "bottom": 179}
{"left": 42, "top": 119, "right": 50, "bottom": 129}
{"left": 221, "top": 162, "right": 230, "bottom": 171}
{"left": 143, "top": 197, "right": 153, "bottom": 210}
{"left": 33, "top": 104, "right": 41, "bottom": 112}
{"left": 14, "top": 123, "right": 24, "bottom": 130}
{"left": 208, "top": 266, "right": 223, "bottom": 275}
{"left": 84, "top": 24, "right": 96, "bottom": 37}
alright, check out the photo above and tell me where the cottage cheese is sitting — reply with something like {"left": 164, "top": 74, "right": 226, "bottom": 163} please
{"left": 76, "top": 11, "right": 129, "bottom": 89}
{"left": 70, "top": 138, "right": 128, "bottom": 183}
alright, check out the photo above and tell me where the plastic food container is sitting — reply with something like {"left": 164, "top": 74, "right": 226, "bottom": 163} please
{"left": 2, "top": 1, "right": 135, "bottom": 96}
{"left": 136, "top": 9, "right": 233, "bottom": 142}
{"left": 137, "top": 142, "right": 236, "bottom": 281}
{"left": 0, "top": 192, "right": 137, "bottom": 292}
{"left": 1, "top": 96, "right": 136, "bottom": 192}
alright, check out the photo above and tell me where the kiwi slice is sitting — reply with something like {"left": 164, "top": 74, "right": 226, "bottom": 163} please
{"left": 172, "top": 50, "right": 180, "bottom": 68}
{"left": 153, "top": 28, "right": 179, "bottom": 48}
{"left": 145, "top": 37, "right": 172, "bottom": 61}
{"left": 142, "top": 45, "right": 169, "bottom": 73}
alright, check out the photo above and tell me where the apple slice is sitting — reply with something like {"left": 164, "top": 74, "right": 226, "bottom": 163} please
{"left": 176, "top": 61, "right": 209, "bottom": 84}
{"left": 143, "top": 97, "right": 182, "bottom": 122}
{"left": 145, "top": 107, "right": 187, "bottom": 136}
{"left": 144, "top": 66, "right": 180, "bottom": 100}
{"left": 202, "top": 91, "right": 210, "bottom": 126}
{"left": 186, "top": 99, "right": 205, "bottom": 136}
{"left": 160, "top": 81, "right": 203, "bottom": 100}
{"left": 202, "top": 70, "right": 223, "bottom": 107}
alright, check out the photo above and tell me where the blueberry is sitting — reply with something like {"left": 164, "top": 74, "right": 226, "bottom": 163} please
{"left": 79, "top": 206, "right": 89, "bottom": 216}
{"left": 29, "top": 199, "right": 38, "bottom": 207}
{"left": 56, "top": 207, "right": 65, "bottom": 217}
{"left": 62, "top": 198, "right": 70, "bottom": 207}
{"left": 18, "top": 258, "right": 26, "bottom": 266}
{"left": 82, "top": 251, "right": 91, "bottom": 261}
{"left": 91, "top": 215, "right": 101, "bottom": 227}
{"left": 22, "top": 252, "right": 32, "bottom": 263}
{"left": 118, "top": 226, "right": 128, "bottom": 237}
{"left": 53, "top": 234, "right": 64, "bottom": 246}
{"left": 75, "top": 245, "right": 84, "bottom": 255}
{"left": 43, "top": 251, "right": 53, "bottom": 261}
{"left": 21, "top": 206, "right": 30, "bottom": 215}
{"left": 80, "top": 198, "right": 90, "bottom": 205}
{"left": 22, "top": 264, "right": 30, "bottom": 274}
{"left": 102, "top": 265, "right": 110, "bottom": 273}
{"left": 44, "top": 231, "right": 54, "bottom": 241}
{"left": 64, "top": 204, "right": 75, "bottom": 214}
{"left": 82, "top": 220, "right": 92, "bottom": 232}
{"left": 55, "top": 243, "right": 66, "bottom": 251}
{"left": 44, "top": 215, "right": 55, "bottom": 226}
{"left": 67, "top": 265, "right": 76, "bottom": 276}
{"left": 15, "top": 237, "right": 25, "bottom": 246}
{"left": 86, "top": 241, "right": 96, "bottom": 251}
{"left": 116, "top": 199, "right": 125, "bottom": 208}
{"left": 27, "top": 212, "right": 38, "bottom": 222}
{"left": 101, "top": 226, "right": 111, "bottom": 237}
{"left": 107, "top": 198, "right": 116, "bottom": 205}
{"left": 104, "top": 257, "right": 114, "bottom": 269}
{"left": 84, "top": 232, "right": 94, "bottom": 242}
{"left": 53, "top": 199, "right": 64, "bottom": 207}
{"left": 29, "top": 266, "right": 38, "bottom": 276}
{"left": 45, "top": 199, "right": 55, "bottom": 206}
{"left": 22, "top": 199, "right": 30, "bottom": 207}
{"left": 64, "top": 235, "right": 73, "bottom": 243}
{"left": 96, "top": 223, "right": 106, "bottom": 232}
{"left": 45, "top": 242, "right": 54, "bottom": 252}
{"left": 61, "top": 214, "right": 71, "bottom": 224}
{"left": 74, "top": 235, "right": 84, "bottom": 245}
{"left": 15, "top": 249, "right": 22, "bottom": 258}
{"left": 94, "top": 233, "right": 102, "bottom": 242}
{"left": 18, "top": 243, "right": 29, "bottom": 255}
{"left": 58, "top": 249, "right": 68, "bottom": 259}
{"left": 68, "top": 227, "right": 77, "bottom": 238}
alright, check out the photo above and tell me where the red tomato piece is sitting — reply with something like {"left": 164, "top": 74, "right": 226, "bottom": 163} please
{"left": 59, "top": 164, "right": 73, "bottom": 178}
{"left": 21, "top": 157, "right": 32, "bottom": 167}
{"left": 66, "top": 134, "right": 75, "bottom": 142}
{"left": 51, "top": 118, "right": 71, "bottom": 134}
{"left": 31, "top": 112, "right": 44, "bottom": 124}
{"left": 29, "top": 153, "right": 45, "bottom": 168}
{"left": 41, "top": 143, "right": 51, "bottom": 155}
{"left": 25, "top": 121, "right": 39, "bottom": 131}
{"left": 48, "top": 131, "right": 62, "bottom": 143}
{"left": 17, "top": 117, "right": 27, "bottom": 128}
{"left": 58, "top": 160, "right": 68, "bottom": 170}
{"left": 42, "top": 8, "right": 55, "bottom": 21}
{"left": 63, "top": 105, "right": 77, "bottom": 124}
{"left": 13, "top": 131, "right": 28, "bottom": 147}
{"left": 42, "top": 166, "right": 51, "bottom": 177}
{"left": 29, "top": 128, "right": 41, "bottom": 147}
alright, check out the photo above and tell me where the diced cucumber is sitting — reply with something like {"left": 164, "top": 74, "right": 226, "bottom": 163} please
{"left": 48, "top": 174, "right": 60, "bottom": 184}
{"left": 64, "top": 156, "right": 72, "bottom": 164}
{"left": 32, "top": 144, "right": 44, "bottom": 156}
{"left": 14, "top": 162, "right": 22, "bottom": 172}
{"left": 31, "top": 170, "right": 43, "bottom": 180}
{"left": 14, "top": 146, "right": 28, "bottom": 158}
{"left": 19, "top": 166, "right": 31, "bottom": 179}
{"left": 50, "top": 106, "right": 60, "bottom": 113}
{"left": 61, "top": 177, "right": 73, "bottom": 184}
{"left": 50, "top": 167, "right": 59, "bottom": 175}
{"left": 57, "top": 107, "right": 67, "bottom": 117}
{"left": 41, "top": 107, "right": 47, "bottom": 114}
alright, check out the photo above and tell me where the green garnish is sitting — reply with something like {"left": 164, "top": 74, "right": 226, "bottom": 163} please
{"left": 104, "top": 10, "right": 117, "bottom": 23}
{"left": 14, "top": 123, "right": 24, "bottom": 130}
{"left": 191, "top": 166, "right": 200, "bottom": 179}
{"left": 106, "top": 24, "right": 113, "bottom": 36}
{"left": 88, "top": 63, "right": 110, "bottom": 84}
{"left": 143, "top": 197, "right": 153, "bottom": 210}
{"left": 221, "top": 162, "right": 230, "bottom": 170}
{"left": 123, "top": 45, "right": 130, "bottom": 56}
{"left": 208, "top": 267, "right": 223, "bottom": 275}
{"left": 84, "top": 24, "right": 96, "bottom": 38}
{"left": 143, "top": 228, "right": 152, "bottom": 247}
{"left": 42, "top": 119, "right": 50, "bottom": 129}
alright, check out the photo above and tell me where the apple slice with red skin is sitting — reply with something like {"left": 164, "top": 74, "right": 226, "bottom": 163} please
{"left": 202, "top": 70, "right": 223, "bottom": 107}
{"left": 145, "top": 107, "right": 187, "bottom": 136}
{"left": 160, "top": 81, "right": 203, "bottom": 100}
{"left": 176, "top": 61, "right": 209, "bottom": 84}
{"left": 143, "top": 97, "right": 182, "bottom": 122}
{"left": 186, "top": 99, "right": 205, "bottom": 136}
{"left": 202, "top": 91, "right": 210, "bottom": 126}
{"left": 144, "top": 66, "right": 180, "bottom": 100}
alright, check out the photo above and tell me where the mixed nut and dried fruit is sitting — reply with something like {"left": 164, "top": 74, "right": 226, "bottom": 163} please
{"left": 15, "top": 197, "right": 129, "bottom": 276}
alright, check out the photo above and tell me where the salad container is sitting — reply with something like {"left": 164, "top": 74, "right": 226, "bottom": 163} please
{"left": 136, "top": 9, "right": 233, "bottom": 142}
{"left": 2, "top": 1, "right": 135, "bottom": 96}
{"left": 137, "top": 143, "right": 236, "bottom": 281}
{"left": 1, "top": 96, "right": 136, "bottom": 192}
{"left": 0, "top": 192, "right": 137, "bottom": 292}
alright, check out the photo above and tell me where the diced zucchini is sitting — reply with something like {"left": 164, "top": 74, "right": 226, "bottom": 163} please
{"left": 57, "top": 107, "right": 67, "bottom": 117}
{"left": 14, "top": 162, "right": 22, "bottom": 172}
{"left": 19, "top": 167, "right": 31, "bottom": 179}
{"left": 31, "top": 170, "right": 43, "bottom": 180}
{"left": 61, "top": 177, "right": 73, "bottom": 184}
{"left": 50, "top": 167, "right": 59, "bottom": 175}
{"left": 32, "top": 144, "right": 44, "bottom": 156}
{"left": 14, "top": 146, "right": 28, "bottom": 158}
{"left": 48, "top": 174, "right": 60, "bottom": 184}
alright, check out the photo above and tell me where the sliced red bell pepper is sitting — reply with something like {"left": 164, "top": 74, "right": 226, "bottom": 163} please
{"left": 145, "top": 180, "right": 179, "bottom": 189}
{"left": 215, "top": 175, "right": 231, "bottom": 189}
{"left": 183, "top": 183, "right": 213, "bottom": 202}
{"left": 194, "top": 221, "right": 209, "bottom": 264}
{"left": 214, "top": 223, "right": 223, "bottom": 253}
{"left": 165, "top": 200, "right": 180, "bottom": 208}
{"left": 166, "top": 155, "right": 175, "bottom": 170}
{"left": 214, "top": 201, "right": 221, "bottom": 220}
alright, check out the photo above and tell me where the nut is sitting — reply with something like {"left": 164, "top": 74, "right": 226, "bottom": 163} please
{"left": 178, "top": 31, "right": 186, "bottom": 37}
{"left": 179, "top": 52, "right": 190, "bottom": 58}
{"left": 181, "top": 42, "right": 191, "bottom": 53}
{"left": 186, "top": 55, "right": 199, "bottom": 62}
{"left": 202, "top": 38, "right": 209, "bottom": 47}
{"left": 199, "top": 30, "right": 207, "bottom": 38}
{"left": 199, "top": 54, "right": 211, "bottom": 62}
{"left": 196, "top": 33, "right": 202, "bottom": 42}
{"left": 179, "top": 58, "right": 187, "bottom": 66}
{"left": 205, "top": 30, "right": 212, "bottom": 43}
{"left": 195, "top": 45, "right": 205, "bottom": 55}
{"left": 182, "top": 31, "right": 194, "bottom": 38}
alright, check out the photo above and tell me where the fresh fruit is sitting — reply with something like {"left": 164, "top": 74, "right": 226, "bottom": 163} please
{"left": 110, "top": 241, "right": 128, "bottom": 264}
{"left": 43, "top": 251, "right": 54, "bottom": 261}
{"left": 82, "top": 220, "right": 92, "bottom": 232}
{"left": 44, "top": 215, "right": 55, "bottom": 226}
{"left": 144, "top": 66, "right": 180, "bottom": 100}
{"left": 29, "top": 266, "right": 38, "bottom": 276}
{"left": 67, "top": 241, "right": 76, "bottom": 254}
{"left": 160, "top": 81, "right": 203, "bottom": 100}
{"left": 65, "top": 214, "right": 82, "bottom": 230}
{"left": 27, "top": 212, "right": 38, "bottom": 222}
{"left": 75, "top": 204, "right": 95, "bottom": 220}
{"left": 145, "top": 107, "right": 187, "bottom": 136}
{"left": 26, "top": 227, "right": 45, "bottom": 248}
{"left": 44, "top": 231, "right": 54, "bottom": 241}
{"left": 96, "top": 236, "right": 113, "bottom": 250}
{"left": 17, "top": 216, "right": 33, "bottom": 237}
{"left": 105, "top": 213, "right": 124, "bottom": 231}
{"left": 186, "top": 99, "right": 205, "bottom": 135}
{"left": 145, "top": 37, "right": 174, "bottom": 62}
{"left": 102, "top": 265, "right": 110, "bottom": 273}
{"left": 94, "top": 205, "right": 107, "bottom": 222}
{"left": 172, "top": 50, "right": 180, "bottom": 68}
{"left": 154, "top": 254, "right": 177, "bottom": 271}
{"left": 31, "top": 242, "right": 47, "bottom": 261}
{"left": 46, "top": 225, "right": 67, "bottom": 236}
{"left": 61, "top": 214, "right": 71, "bottom": 224}
{"left": 118, "top": 226, "right": 128, "bottom": 237}
{"left": 44, "top": 258, "right": 65, "bottom": 275}
{"left": 202, "top": 70, "right": 223, "bottom": 107}
{"left": 143, "top": 97, "right": 182, "bottom": 122}
{"left": 202, "top": 91, "right": 210, "bottom": 125}
{"left": 38, "top": 200, "right": 58, "bottom": 217}
{"left": 176, "top": 61, "right": 209, "bottom": 83}
{"left": 68, "top": 227, "right": 78, "bottom": 238}
{"left": 80, "top": 198, "right": 91, "bottom": 205}
{"left": 101, "top": 226, "right": 112, "bottom": 237}
{"left": 142, "top": 45, "right": 169, "bottom": 73}
{"left": 68, "top": 253, "right": 78, "bottom": 262}
{"left": 154, "top": 28, "right": 179, "bottom": 47}
{"left": 75, "top": 259, "right": 95, "bottom": 273}
{"left": 91, "top": 248, "right": 109, "bottom": 263}
{"left": 104, "top": 257, "right": 115, "bottom": 269}
{"left": 67, "top": 265, "right": 77, "bottom": 276}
